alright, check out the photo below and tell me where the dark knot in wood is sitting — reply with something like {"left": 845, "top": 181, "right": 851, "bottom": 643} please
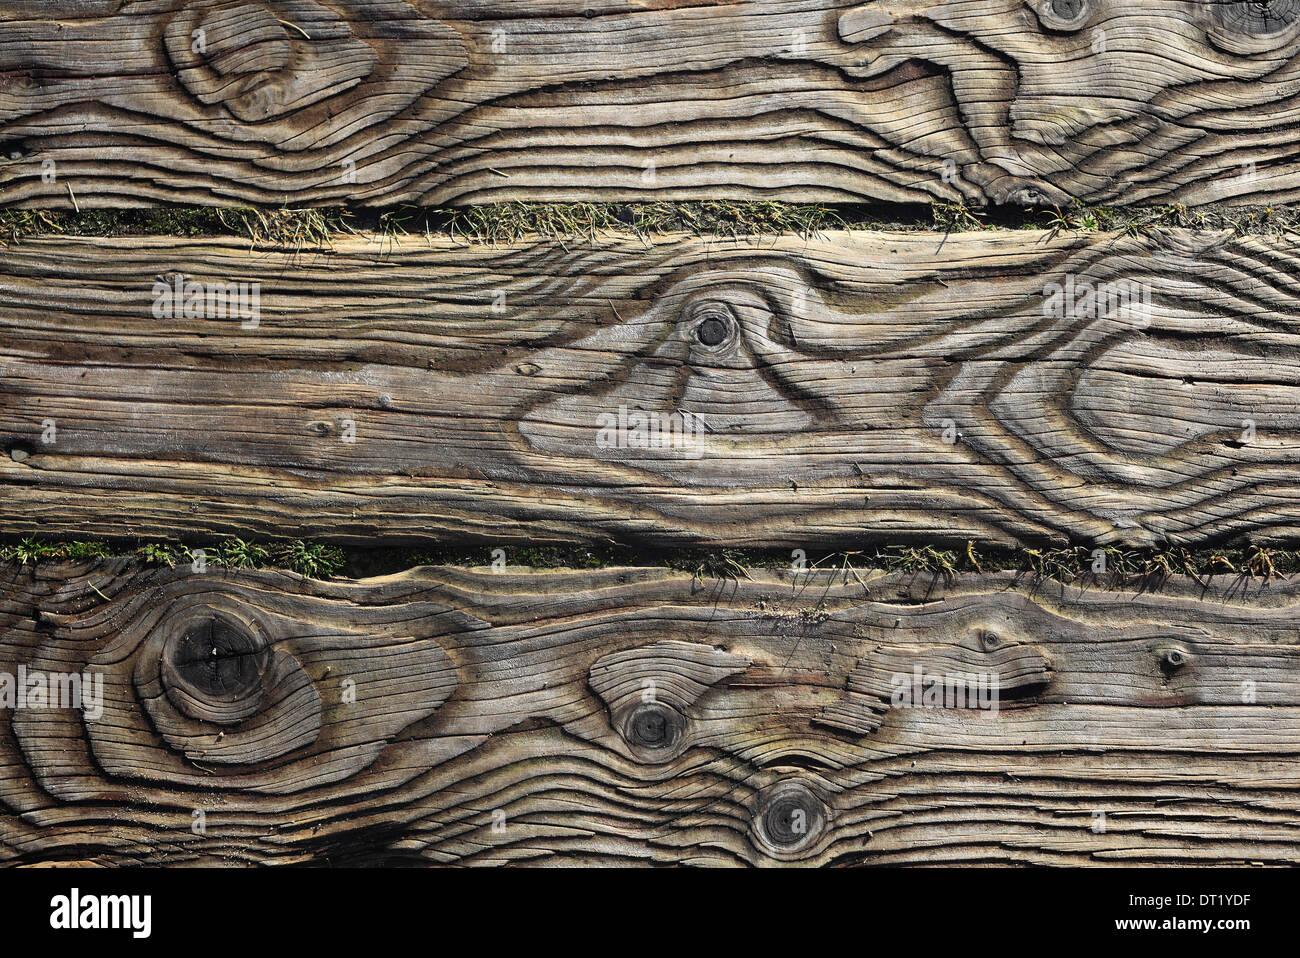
{"left": 685, "top": 300, "right": 738, "bottom": 350}
{"left": 1038, "top": 0, "right": 1093, "bottom": 31}
{"left": 1208, "top": 0, "right": 1300, "bottom": 52}
{"left": 621, "top": 700, "right": 686, "bottom": 754}
{"left": 754, "top": 781, "right": 828, "bottom": 857}
{"left": 161, "top": 611, "right": 270, "bottom": 723}
{"left": 1214, "top": 0, "right": 1300, "bottom": 37}
{"left": 696, "top": 317, "right": 729, "bottom": 347}
{"left": 142, "top": 600, "right": 325, "bottom": 767}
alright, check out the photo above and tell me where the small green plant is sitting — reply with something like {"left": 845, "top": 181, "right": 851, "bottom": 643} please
{"left": 213, "top": 538, "right": 270, "bottom": 569}
{"left": 1092, "top": 546, "right": 1139, "bottom": 582}
{"left": 806, "top": 551, "right": 871, "bottom": 589}
{"left": 1206, "top": 552, "right": 1237, "bottom": 574}
{"left": 1139, "top": 548, "right": 1204, "bottom": 583}
{"left": 433, "top": 201, "right": 623, "bottom": 245}
{"left": 1020, "top": 547, "right": 1082, "bottom": 581}
{"left": 630, "top": 200, "right": 850, "bottom": 239}
{"left": 1043, "top": 206, "right": 1073, "bottom": 233}
{"left": 373, "top": 208, "right": 414, "bottom": 251}
{"left": 2, "top": 536, "right": 54, "bottom": 564}
{"left": 1246, "top": 546, "right": 1287, "bottom": 581}
{"left": 0, "top": 537, "right": 112, "bottom": 563}
{"left": 136, "top": 543, "right": 182, "bottom": 567}
{"left": 0, "top": 209, "right": 62, "bottom": 246}
{"left": 276, "top": 540, "right": 345, "bottom": 579}
{"left": 63, "top": 541, "right": 111, "bottom": 560}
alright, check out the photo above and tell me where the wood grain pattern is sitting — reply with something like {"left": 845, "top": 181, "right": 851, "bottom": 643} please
{"left": 2, "top": 561, "right": 1299, "bottom": 866}
{"left": 5, "top": 228, "right": 1300, "bottom": 548}
{"left": 1, "top": 0, "right": 1299, "bottom": 207}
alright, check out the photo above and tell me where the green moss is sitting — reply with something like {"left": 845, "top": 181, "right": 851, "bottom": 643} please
{"left": 429, "top": 200, "right": 862, "bottom": 242}
{"left": 0, "top": 209, "right": 62, "bottom": 244}
{"left": 61, "top": 540, "right": 112, "bottom": 560}
{"left": 0, "top": 537, "right": 344, "bottom": 579}
{"left": 1, "top": 536, "right": 57, "bottom": 564}
{"left": 0, "top": 537, "right": 112, "bottom": 564}
{"left": 4, "top": 201, "right": 1294, "bottom": 248}
{"left": 396, "top": 543, "right": 618, "bottom": 570}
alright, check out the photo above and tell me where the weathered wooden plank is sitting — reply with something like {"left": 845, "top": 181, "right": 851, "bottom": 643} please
{"left": 2, "top": 561, "right": 1298, "bottom": 866}
{"left": 1, "top": 1, "right": 1299, "bottom": 207}
{"left": 5, "top": 228, "right": 1300, "bottom": 548}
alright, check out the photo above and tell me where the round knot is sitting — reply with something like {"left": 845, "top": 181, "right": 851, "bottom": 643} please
{"left": 136, "top": 599, "right": 324, "bottom": 766}
{"left": 621, "top": 701, "right": 686, "bottom": 755}
{"left": 1209, "top": 1, "right": 1300, "bottom": 52}
{"left": 161, "top": 610, "right": 271, "bottom": 724}
{"left": 684, "top": 300, "right": 739, "bottom": 350}
{"left": 1215, "top": 0, "right": 1300, "bottom": 37}
{"left": 753, "top": 781, "right": 829, "bottom": 857}
{"left": 1161, "top": 646, "right": 1189, "bottom": 671}
{"left": 1035, "top": 0, "right": 1094, "bottom": 31}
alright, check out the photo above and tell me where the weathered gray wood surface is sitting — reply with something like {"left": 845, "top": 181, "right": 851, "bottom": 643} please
{"left": 0, "top": 1, "right": 1298, "bottom": 207}
{"left": 1, "top": 562, "right": 1297, "bottom": 866}
{"left": 4, "top": 229, "right": 1300, "bottom": 548}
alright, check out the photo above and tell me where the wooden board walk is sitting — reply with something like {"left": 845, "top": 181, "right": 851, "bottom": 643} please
{"left": 5, "top": 228, "right": 1300, "bottom": 548}
{"left": 0, "top": 1, "right": 1299, "bottom": 207}
{"left": 2, "top": 561, "right": 1298, "bottom": 866}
